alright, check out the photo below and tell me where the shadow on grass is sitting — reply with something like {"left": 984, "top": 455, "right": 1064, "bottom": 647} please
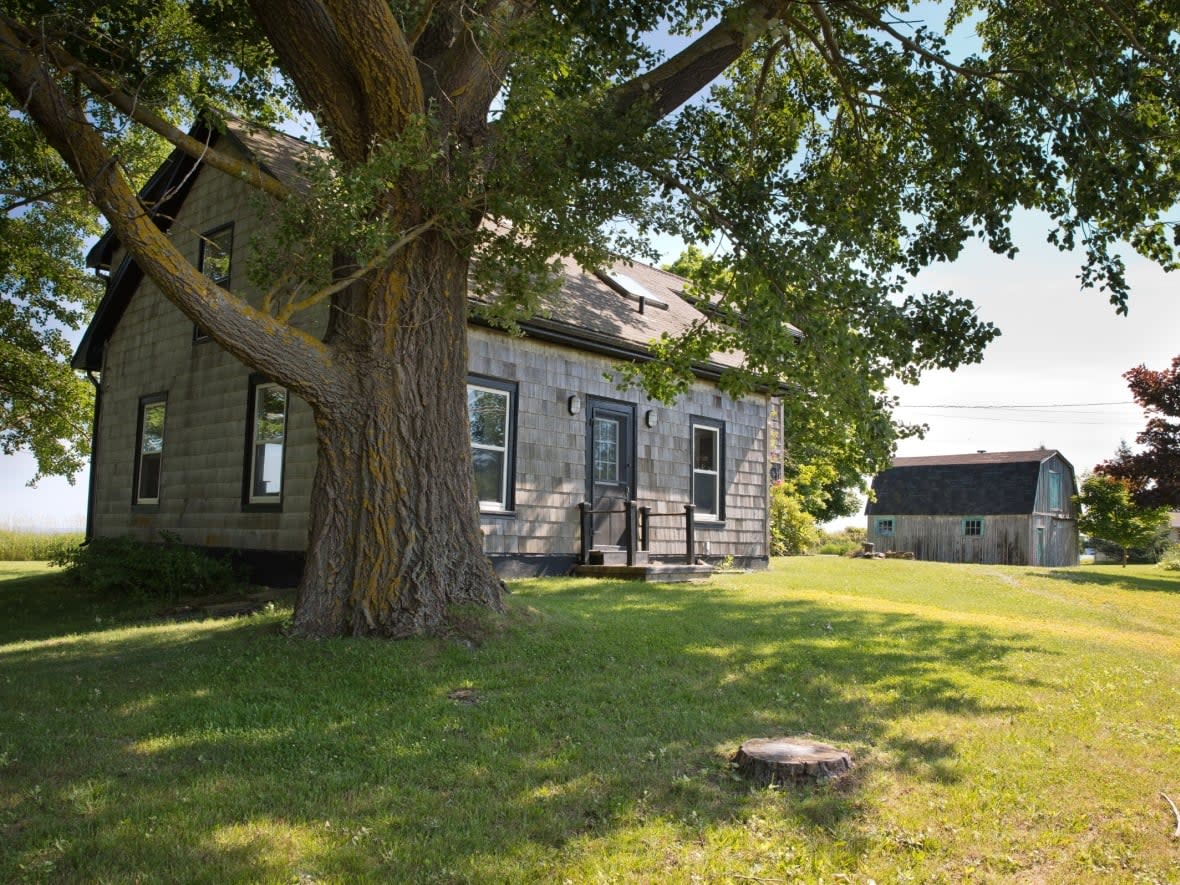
{"left": 0, "top": 574, "right": 1043, "bottom": 881}
{"left": 1036, "top": 566, "right": 1180, "bottom": 594}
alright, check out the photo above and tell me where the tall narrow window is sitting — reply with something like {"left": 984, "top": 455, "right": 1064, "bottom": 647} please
{"left": 468, "top": 377, "right": 516, "bottom": 511}
{"left": 1048, "top": 468, "right": 1062, "bottom": 510}
{"left": 691, "top": 417, "right": 725, "bottom": 521}
{"left": 194, "top": 224, "right": 233, "bottom": 342}
{"left": 593, "top": 416, "right": 621, "bottom": 484}
{"left": 134, "top": 395, "right": 167, "bottom": 504}
{"left": 245, "top": 380, "right": 287, "bottom": 505}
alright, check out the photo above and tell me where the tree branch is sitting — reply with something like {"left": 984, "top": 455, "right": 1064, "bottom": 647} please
{"left": 0, "top": 17, "right": 338, "bottom": 405}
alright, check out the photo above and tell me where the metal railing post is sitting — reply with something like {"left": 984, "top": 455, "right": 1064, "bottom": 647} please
{"left": 625, "top": 500, "right": 638, "bottom": 566}
{"left": 684, "top": 504, "right": 696, "bottom": 564}
{"left": 579, "top": 501, "right": 591, "bottom": 564}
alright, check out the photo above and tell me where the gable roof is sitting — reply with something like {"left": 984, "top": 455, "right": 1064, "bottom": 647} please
{"left": 866, "top": 449, "right": 1071, "bottom": 516}
{"left": 75, "top": 119, "right": 798, "bottom": 378}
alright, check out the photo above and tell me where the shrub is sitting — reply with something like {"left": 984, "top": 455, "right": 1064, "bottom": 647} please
{"left": 1089, "top": 525, "right": 1174, "bottom": 564}
{"left": 1160, "top": 548, "right": 1180, "bottom": 571}
{"left": 51, "top": 532, "right": 241, "bottom": 600}
{"left": 809, "top": 526, "right": 865, "bottom": 556}
{"left": 769, "top": 482, "right": 819, "bottom": 555}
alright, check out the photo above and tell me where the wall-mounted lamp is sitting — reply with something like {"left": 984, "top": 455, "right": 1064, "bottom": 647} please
{"left": 645, "top": 409, "right": 658, "bottom": 429}
{"left": 567, "top": 393, "right": 582, "bottom": 415}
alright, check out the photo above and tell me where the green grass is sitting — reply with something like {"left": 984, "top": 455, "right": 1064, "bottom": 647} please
{"left": 0, "top": 530, "right": 83, "bottom": 561}
{"left": 2, "top": 558, "right": 1180, "bottom": 883}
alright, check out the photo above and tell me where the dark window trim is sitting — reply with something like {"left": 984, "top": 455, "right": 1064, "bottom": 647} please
{"left": 690, "top": 414, "right": 726, "bottom": 524}
{"left": 194, "top": 222, "right": 234, "bottom": 343}
{"left": 132, "top": 392, "right": 167, "bottom": 507}
{"left": 468, "top": 373, "right": 518, "bottom": 513}
{"left": 585, "top": 395, "right": 638, "bottom": 502}
{"left": 241, "top": 374, "right": 288, "bottom": 512}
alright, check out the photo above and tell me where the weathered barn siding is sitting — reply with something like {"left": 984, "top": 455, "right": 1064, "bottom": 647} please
{"left": 88, "top": 143, "right": 771, "bottom": 576}
{"left": 868, "top": 515, "right": 1031, "bottom": 564}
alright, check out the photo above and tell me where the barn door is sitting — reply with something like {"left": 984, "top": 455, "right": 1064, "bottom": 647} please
{"left": 587, "top": 399, "right": 636, "bottom": 548}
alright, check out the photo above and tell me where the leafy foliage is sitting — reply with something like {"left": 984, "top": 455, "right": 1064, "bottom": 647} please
{"left": 51, "top": 532, "right": 240, "bottom": 600}
{"left": 1074, "top": 474, "right": 1171, "bottom": 567}
{"left": 769, "top": 481, "right": 820, "bottom": 556}
{"left": 1096, "top": 355, "right": 1180, "bottom": 509}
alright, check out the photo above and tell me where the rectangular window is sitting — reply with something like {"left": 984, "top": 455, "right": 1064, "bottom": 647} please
{"left": 468, "top": 377, "right": 516, "bottom": 511}
{"left": 592, "top": 416, "right": 621, "bottom": 484}
{"left": 194, "top": 223, "right": 233, "bottom": 342}
{"left": 963, "top": 517, "right": 984, "bottom": 537}
{"left": 134, "top": 395, "right": 167, "bottom": 504}
{"left": 245, "top": 379, "right": 288, "bottom": 506}
{"left": 691, "top": 417, "right": 725, "bottom": 521}
{"left": 876, "top": 517, "right": 895, "bottom": 536}
{"left": 1048, "top": 468, "right": 1062, "bottom": 510}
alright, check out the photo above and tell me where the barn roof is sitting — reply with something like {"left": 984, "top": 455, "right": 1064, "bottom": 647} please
{"left": 866, "top": 449, "right": 1070, "bottom": 516}
{"left": 74, "top": 119, "right": 800, "bottom": 377}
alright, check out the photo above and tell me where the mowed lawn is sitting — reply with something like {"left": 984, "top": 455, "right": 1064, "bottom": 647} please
{"left": 2, "top": 558, "right": 1179, "bottom": 883}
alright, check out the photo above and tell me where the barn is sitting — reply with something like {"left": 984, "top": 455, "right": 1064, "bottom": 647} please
{"left": 865, "top": 449, "right": 1079, "bottom": 566}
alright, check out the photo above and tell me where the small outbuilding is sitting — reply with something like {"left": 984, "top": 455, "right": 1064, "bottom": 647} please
{"left": 865, "top": 449, "right": 1079, "bottom": 566}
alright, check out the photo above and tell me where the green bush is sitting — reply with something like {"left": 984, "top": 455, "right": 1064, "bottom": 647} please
{"left": 769, "top": 482, "right": 819, "bottom": 555}
{"left": 0, "top": 530, "right": 85, "bottom": 561}
{"left": 1160, "top": 548, "right": 1180, "bottom": 571}
{"left": 809, "top": 526, "right": 865, "bottom": 556}
{"left": 51, "top": 532, "right": 240, "bottom": 600}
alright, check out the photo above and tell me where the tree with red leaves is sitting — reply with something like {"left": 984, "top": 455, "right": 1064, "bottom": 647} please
{"left": 1098, "top": 356, "right": 1180, "bottom": 509}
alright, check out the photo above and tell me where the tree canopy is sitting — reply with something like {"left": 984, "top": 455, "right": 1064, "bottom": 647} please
{"left": 3, "top": 1, "right": 1180, "bottom": 635}
{"left": 1097, "top": 355, "right": 1180, "bottom": 509}
{"left": 1074, "top": 473, "right": 1172, "bottom": 567}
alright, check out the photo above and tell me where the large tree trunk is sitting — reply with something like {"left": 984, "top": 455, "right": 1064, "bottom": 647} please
{"left": 290, "top": 233, "right": 504, "bottom": 638}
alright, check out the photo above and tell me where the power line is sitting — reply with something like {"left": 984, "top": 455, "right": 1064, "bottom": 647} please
{"left": 898, "top": 401, "right": 1135, "bottom": 409}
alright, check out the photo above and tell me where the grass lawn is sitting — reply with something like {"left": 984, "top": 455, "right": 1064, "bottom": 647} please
{"left": 2, "top": 558, "right": 1179, "bottom": 883}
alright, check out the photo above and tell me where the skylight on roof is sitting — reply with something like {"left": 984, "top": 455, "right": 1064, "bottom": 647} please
{"left": 597, "top": 270, "right": 669, "bottom": 310}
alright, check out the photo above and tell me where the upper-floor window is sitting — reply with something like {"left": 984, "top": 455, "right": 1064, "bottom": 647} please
{"left": 876, "top": 517, "right": 895, "bottom": 536}
{"left": 194, "top": 223, "right": 233, "bottom": 342}
{"left": 692, "top": 417, "right": 725, "bottom": 522}
{"left": 963, "top": 517, "right": 984, "bottom": 537}
{"left": 134, "top": 395, "right": 167, "bottom": 504}
{"left": 1048, "top": 467, "right": 1062, "bottom": 510}
{"left": 468, "top": 377, "right": 516, "bottom": 511}
{"left": 245, "top": 379, "right": 288, "bottom": 506}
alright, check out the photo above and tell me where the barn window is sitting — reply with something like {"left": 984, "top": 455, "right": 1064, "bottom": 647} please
{"left": 194, "top": 223, "right": 234, "bottom": 343}
{"left": 244, "top": 378, "right": 288, "bottom": 507}
{"left": 1048, "top": 468, "right": 1062, "bottom": 510}
{"left": 876, "top": 517, "right": 895, "bottom": 536}
{"left": 468, "top": 376, "right": 516, "bottom": 511}
{"left": 133, "top": 394, "right": 167, "bottom": 504}
{"left": 691, "top": 416, "right": 725, "bottom": 522}
{"left": 962, "top": 517, "right": 984, "bottom": 537}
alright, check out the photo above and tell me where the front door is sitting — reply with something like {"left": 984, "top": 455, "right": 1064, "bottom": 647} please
{"left": 587, "top": 399, "right": 636, "bottom": 548}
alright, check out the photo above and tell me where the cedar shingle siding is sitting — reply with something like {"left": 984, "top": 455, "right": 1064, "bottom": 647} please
{"left": 866, "top": 450, "right": 1079, "bottom": 566}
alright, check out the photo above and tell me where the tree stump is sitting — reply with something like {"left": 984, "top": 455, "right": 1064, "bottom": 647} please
{"left": 732, "top": 737, "right": 853, "bottom": 785}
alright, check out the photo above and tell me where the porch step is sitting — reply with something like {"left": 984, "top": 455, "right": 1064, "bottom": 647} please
{"left": 573, "top": 563, "right": 715, "bottom": 583}
{"left": 587, "top": 547, "right": 649, "bottom": 566}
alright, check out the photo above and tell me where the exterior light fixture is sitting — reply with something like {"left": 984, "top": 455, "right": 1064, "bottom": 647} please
{"left": 645, "top": 409, "right": 657, "bottom": 428}
{"left": 567, "top": 394, "right": 582, "bottom": 415}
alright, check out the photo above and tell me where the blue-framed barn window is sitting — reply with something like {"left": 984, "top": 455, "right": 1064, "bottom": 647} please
{"left": 962, "top": 517, "right": 984, "bottom": 537}
{"left": 875, "top": 517, "right": 895, "bottom": 536}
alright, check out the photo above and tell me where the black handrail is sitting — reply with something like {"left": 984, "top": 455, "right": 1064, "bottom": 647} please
{"left": 579, "top": 501, "right": 696, "bottom": 565}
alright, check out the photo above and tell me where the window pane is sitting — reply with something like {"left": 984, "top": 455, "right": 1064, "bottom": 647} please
{"left": 141, "top": 402, "right": 165, "bottom": 454}
{"left": 1048, "top": 471, "right": 1061, "bottom": 509}
{"left": 138, "top": 452, "right": 161, "bottom": 501}
{"left": 693, "top": 426, "right": 716, "bottom": 470}
{"left": 473, "top": 449, "right": 505, "bottom": 504}
{"left": 468, "top": 389, "right": 507, "bottom": 447}
{"left": 200, "top": 228, "right": 232, "bottom": 285}
{"left": 255, "top": 386, "right": 287, "bottom": 445}
{"left": 593, "top": 417, "right": 619, "bottom": 483}
{"left": 252, "top": 442, "right": 284, "bottom": 497}
{"left": 693, "top": 471, "right": 717, "bottom": 517}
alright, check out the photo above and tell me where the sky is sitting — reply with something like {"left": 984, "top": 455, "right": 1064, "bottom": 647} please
{"left": 1, "top": 208, "right": 1175, "bottom": 532}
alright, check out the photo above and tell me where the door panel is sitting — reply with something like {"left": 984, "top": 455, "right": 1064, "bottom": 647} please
{"left": 587, "top": 400, "right": 635, "bottom": 547}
